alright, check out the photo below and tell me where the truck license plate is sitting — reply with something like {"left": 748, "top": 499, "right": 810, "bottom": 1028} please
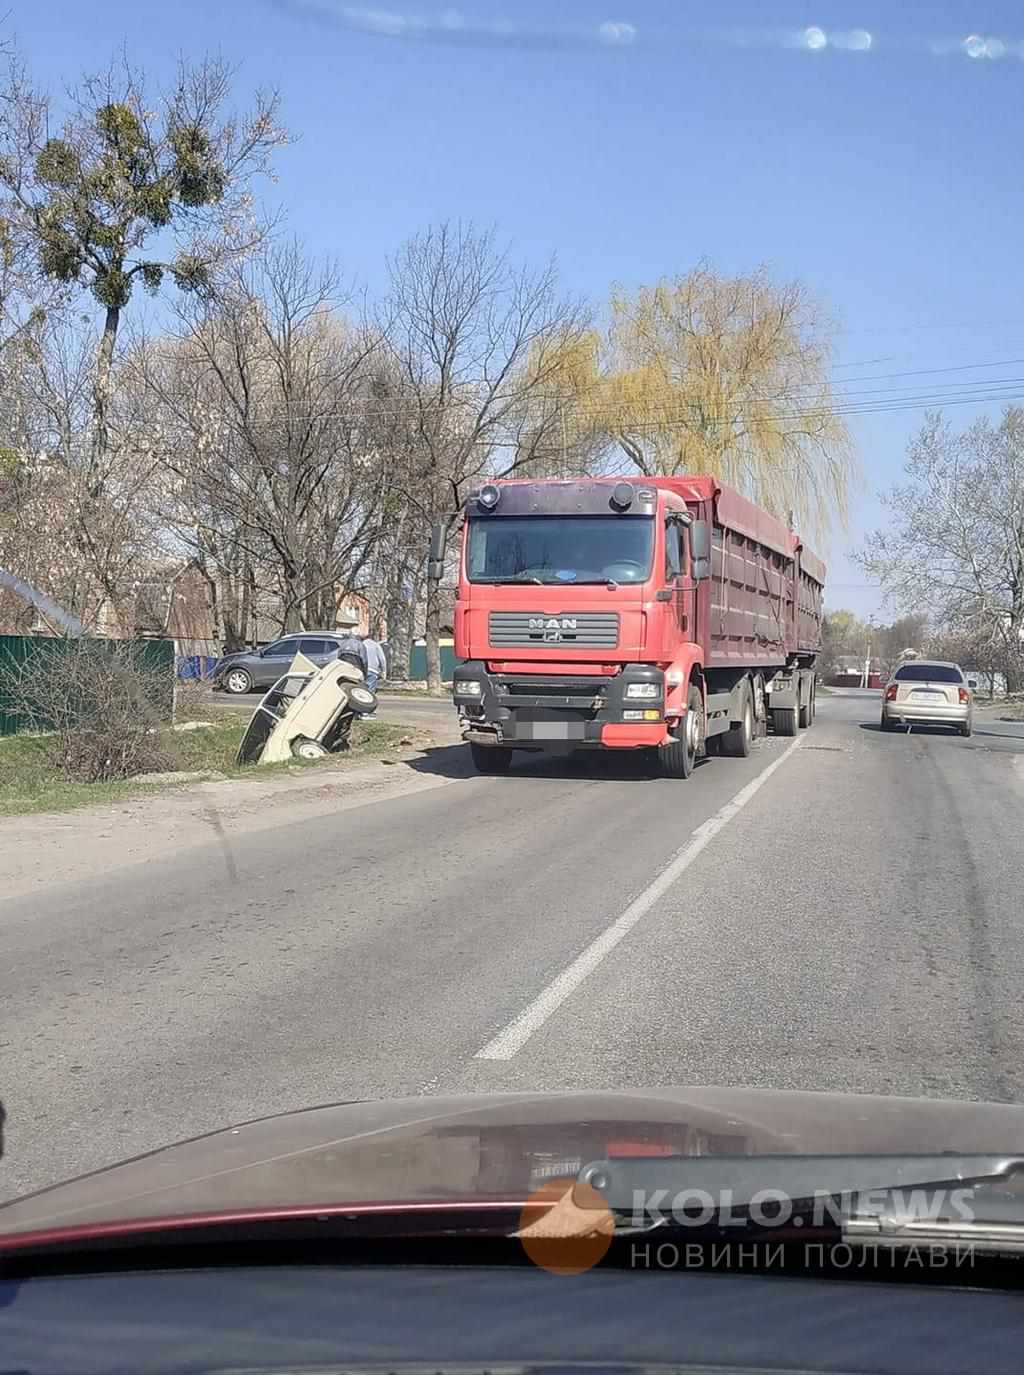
{"left": 521, "top": 721, "right": 581, "bottom": 740}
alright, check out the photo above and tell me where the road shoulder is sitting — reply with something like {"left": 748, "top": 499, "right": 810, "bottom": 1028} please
{"left": 0, "top": 736, "right": 469, "bottom": 902}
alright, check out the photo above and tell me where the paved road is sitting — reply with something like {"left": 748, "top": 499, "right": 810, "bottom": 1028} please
{"left": 3, "top": 691, "right": 1024, "bottom": 1200}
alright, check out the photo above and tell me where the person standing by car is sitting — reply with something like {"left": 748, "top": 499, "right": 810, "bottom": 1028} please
{"left": 332, "top": 615, "right": 368, "bottom": 677}
{"left": 362, "top": 633, "right": 387, "bottom": 694}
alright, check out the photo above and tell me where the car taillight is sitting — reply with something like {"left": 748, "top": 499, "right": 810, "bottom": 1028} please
{"left": 959, "top": 687, "right": 970, "bottom": 703}
{"left": 885, "top": 684, "right": 898, "bottom": 701}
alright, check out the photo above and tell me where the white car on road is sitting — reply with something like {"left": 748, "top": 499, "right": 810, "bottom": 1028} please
{"left": 880, "top": 660, "right": 973, "bottom": 736}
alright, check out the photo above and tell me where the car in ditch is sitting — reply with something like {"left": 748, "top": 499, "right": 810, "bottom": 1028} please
{"left": 236, "top": 652, "right": 378, "bottom": 764}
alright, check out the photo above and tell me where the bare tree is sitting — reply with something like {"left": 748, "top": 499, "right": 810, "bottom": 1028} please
{"left": 857, "top": 408, "right": 1024, "bottom": 691}
{"left": 0, "top": 309, "right": 166, "bottom": 632}
{"left": 382, "top": 221, "right": 591, "bottom": 690}
{"left": 140, "top": 241, "right": 390, "bottom": 636}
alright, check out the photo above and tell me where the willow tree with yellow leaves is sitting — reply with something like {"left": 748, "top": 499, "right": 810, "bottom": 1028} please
{"left": 558, "top": 263, "right": 855, "bottom": 534}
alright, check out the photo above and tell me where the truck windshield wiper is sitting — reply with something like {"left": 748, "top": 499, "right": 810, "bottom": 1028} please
{"left": 476, "top": 574, "right": 545, "bottom": 584}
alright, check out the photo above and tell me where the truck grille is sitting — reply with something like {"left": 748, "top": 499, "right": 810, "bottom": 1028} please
{"left": 488, "top": 611, "right": 620, "bottom": 649}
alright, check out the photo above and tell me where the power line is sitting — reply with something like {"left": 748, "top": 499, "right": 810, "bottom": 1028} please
{"left": 826, "top": 355, "right": 1024, "bottom": 388}
{"left": 181, "top": 383, "right": 1024, "bottom": 426}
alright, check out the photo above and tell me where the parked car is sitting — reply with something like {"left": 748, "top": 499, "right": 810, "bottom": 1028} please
{"left": 212, "top": 633, "right": 357, "bottom": 694}
{"left": 880, "top": 660, "right": 973, "bottom": 736}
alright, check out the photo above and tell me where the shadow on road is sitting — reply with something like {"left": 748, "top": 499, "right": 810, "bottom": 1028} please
{"left": 860, "top": 722, "right": 960, "bottom": 736}
{"left": 858, "top": 722, "right": 1024, "bottom": 747}
{"left": 405, "top": 742, "right": 715, "bottom": 783}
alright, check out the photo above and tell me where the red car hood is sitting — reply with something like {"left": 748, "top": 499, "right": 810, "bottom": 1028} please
{"left": 3, "top": 1085, "right": 1024, "bottom": 1245}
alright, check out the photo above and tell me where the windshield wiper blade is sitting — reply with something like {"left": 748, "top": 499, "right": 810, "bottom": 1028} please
{"left": 478, "top": 575, "right": 545, "bottom": 585}
{"left": 576, "top": 1154, "right": 1024, "bottom": 1230}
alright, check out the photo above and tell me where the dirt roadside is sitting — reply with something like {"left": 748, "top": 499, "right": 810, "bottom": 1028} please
{"left": 0, "top": 730, "right": 469, "bottom": 903}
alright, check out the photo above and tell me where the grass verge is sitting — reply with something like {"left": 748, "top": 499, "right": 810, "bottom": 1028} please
{"left": 0, "top": 715, "right": 413, "bottom": 818}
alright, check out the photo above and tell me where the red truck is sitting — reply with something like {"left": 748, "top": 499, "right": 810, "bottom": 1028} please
{"left": 439, "top": 475, "right": 825, "bottom": 777}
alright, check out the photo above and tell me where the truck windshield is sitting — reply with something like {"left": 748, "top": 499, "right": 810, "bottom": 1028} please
{"left": 467, "top": 515, "right": 654, "bottom": 584}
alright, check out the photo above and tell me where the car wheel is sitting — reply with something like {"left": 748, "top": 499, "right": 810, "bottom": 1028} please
{"left": 470, "top": 742, "right": 513, "bottom": 774}
{"left": 291, "top": 736, "right": 329, "bottom": 761}
{"left": 960, "top": 718, "right": 972, "bottom": 737}
{"left": 223, "top": 667, "right": 253, "bottom": 695}
{"left": 347, "top": 685, "right": 378, "bottom": 715}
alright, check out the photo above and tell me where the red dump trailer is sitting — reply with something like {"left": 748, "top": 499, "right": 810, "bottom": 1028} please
{"left": 447, "top": 474, "right": 825, "bottom": 777}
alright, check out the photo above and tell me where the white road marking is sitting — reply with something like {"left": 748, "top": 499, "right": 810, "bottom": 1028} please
{"left": 474, "top": 734, "right": 806, "bottom": 1060}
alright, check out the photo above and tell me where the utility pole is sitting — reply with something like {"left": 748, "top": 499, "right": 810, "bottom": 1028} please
{"left": 863, "top": 614, "right": 875, "bottom": 688}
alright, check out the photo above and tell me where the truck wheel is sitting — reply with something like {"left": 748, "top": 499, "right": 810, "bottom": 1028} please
{"left": 773, "top": 707, "right": 798, "bottom": 737}
{"left": 799, "top": 694, "right": 812, "bottom": 729}
{"left": 659, "top": 685, "right": 702, "bottom": 778}
{"left": 721, "top": 688, "right": 754, "bottom": 757}
{"left": 470, "top": 742, "right": 513, "bottom": 774}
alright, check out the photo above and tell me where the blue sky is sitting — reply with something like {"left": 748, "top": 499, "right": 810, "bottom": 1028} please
{"left": 11, "top": 0, "right": 1024, "bottom": 616}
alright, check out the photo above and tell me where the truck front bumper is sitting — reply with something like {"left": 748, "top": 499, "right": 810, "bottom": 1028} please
{"left": 453, "top": 661, "right": 669, "bottom": 749}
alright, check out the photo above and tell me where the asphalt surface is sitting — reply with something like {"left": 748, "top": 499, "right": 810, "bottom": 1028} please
{"left": 3, "top": 690, "right": 1024, "bottom": 1200}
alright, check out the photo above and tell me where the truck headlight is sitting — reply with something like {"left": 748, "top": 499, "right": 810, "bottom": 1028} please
{"left": 625, "top": 682, "right": 660, "bottom": 700}
{"left": 454, "top": 681, "right": 483, "bottom": 697}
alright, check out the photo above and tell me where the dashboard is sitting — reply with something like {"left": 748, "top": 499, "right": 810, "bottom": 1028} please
{"left": 2, "top": 1261, "right": 1022, "bottom": 1375}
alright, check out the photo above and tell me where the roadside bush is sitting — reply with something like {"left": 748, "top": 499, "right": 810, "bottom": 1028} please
{"left": 0, "top": 639, "right": 178, "bottom": 782}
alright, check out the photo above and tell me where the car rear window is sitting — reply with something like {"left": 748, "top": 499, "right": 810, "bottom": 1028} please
{"left": 894, "top": 664, "right": 963, "bottom": 683}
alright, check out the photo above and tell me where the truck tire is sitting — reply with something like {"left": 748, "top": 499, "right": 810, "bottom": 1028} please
{"left": 774, "top": 707, "right": 798, "bottom": 737}
{"left": 799, "top": 682, "right": 813, "bottom": 729}
{"left": 659, "top": 685, "right": 702, "bottom": 779}
{"left": 470, "top": 742, "right": 513, "bottom": 774}
{"left": 721, "top": 686, "right": 754, "bottom": 757}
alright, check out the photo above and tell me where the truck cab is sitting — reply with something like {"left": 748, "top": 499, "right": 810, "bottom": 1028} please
{"left": 451, "top": 477, "right": 710, "bottom": 773}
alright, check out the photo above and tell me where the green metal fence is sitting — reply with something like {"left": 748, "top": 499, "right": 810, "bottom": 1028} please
{"left": 408, "top": 644, "right": 458, "bottom": 681}
{"left": 0, "top": 635, "right": 176, "bottom": 737}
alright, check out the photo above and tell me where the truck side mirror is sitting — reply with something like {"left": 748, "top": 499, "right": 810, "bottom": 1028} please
{"left": 427, "top": 522, "right": 447, "bottom": 583}
{"left": 690, "top": 520, "right": 711, "bottom": 580}
{"left": 690, "top": 519, "right": 710, "bottom": 561}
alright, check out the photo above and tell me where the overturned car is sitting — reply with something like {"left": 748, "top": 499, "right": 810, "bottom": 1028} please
{"left": 236, "top": 652, "right": 378, "bottom": 766}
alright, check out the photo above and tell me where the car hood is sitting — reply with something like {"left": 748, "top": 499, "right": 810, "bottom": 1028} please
{"left": 3, "top": 1085, "right": 1024, "bottom": 1242}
